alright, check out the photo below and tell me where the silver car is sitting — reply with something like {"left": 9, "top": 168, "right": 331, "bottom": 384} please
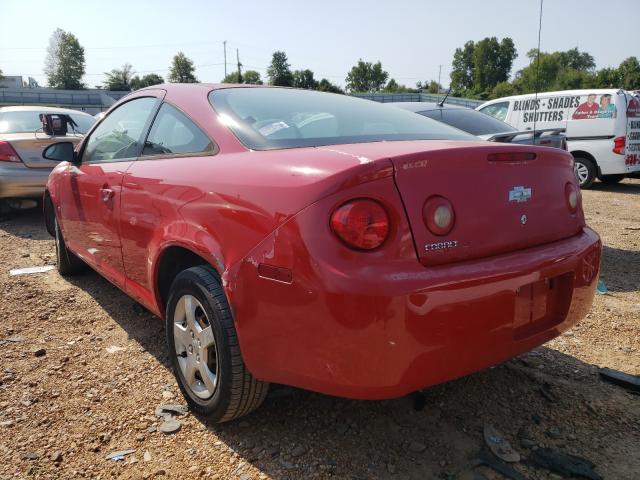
{"left": 0, "top": 106, "right": 94, "bottom": 208}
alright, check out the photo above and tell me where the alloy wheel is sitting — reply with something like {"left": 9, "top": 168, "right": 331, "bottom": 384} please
{"left": 574, "top": 161, "right": 590, "bottom": 186}
{"left": 173, "top": 294, "right": 219, "bottom": 399}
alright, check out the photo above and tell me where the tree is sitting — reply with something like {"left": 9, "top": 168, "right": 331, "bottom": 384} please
{"left": 168, "top": 52, "right": 197, "bottom": 83}
{"left": 317, "top": 78, "right": 343, "bottom": 94}
{"left": 557, "top": 48, "right": 595, "bottom": 71}
{"left": 243, "top": 70, "right": 262, "bottom": 85}
{"left": 0, "top": 69, "right": 4, "bottom": 82}
{"left": 130, "top": 73, "right": 164, "bottom": 90}
{"left": 292, "top": 69, "right": 318, "bottom": 89}
{"left": 267, "top": 51, "right": 293, "bottom": 86}
{"left": 490, "top": 81, "right": 518, "bottom": 99}
{"left": 450, "top": 37, "right": 517, "bottom": 98}
{"left": 44, "top": 28, "right": 86, "bottom": 89}
{"left": 618, "top": 57, "right": 640, "bottom": 90}
{"left": 104, "top": 63, "right": 135, "bottom": 91}
{"left": 593, "top": 67, "right": 621, "bottom": 88}
{"left": 222, "top": 70, "right": 263, "bottom": 85}
{"left": 345, "top": 59, "right": 388, "bottom": 92}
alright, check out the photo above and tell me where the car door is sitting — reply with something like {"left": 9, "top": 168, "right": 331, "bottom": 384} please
{"left": 119, "top": 102, "right": 217, "bottom": 310}
{"left": 57, "top": 94, "right": 163, "bottom": 288}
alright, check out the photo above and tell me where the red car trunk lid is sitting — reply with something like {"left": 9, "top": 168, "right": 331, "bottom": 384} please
{"left": 389, "top": 144, "right": 584, "bottom": 266}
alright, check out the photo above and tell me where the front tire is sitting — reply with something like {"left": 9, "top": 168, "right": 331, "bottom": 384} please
{"left": 54, "top": 218, "right": 85, "bottom": 275}
{"left": 573, "top": 156, "right": 597, "bottom": 189}
{"left": 166, "top": 266, "right": 268, "bottom": 422}
{"left": 600, "top": 174, "right": 625, "bottom": 184}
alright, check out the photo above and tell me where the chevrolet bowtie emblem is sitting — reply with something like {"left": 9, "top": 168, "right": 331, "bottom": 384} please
{"left": 509, "top": 186, "right": 532, "bottom": 203}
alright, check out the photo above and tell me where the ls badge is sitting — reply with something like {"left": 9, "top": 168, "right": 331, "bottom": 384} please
{"left": 509, "top": 186, "right": 532, "bottom": 203}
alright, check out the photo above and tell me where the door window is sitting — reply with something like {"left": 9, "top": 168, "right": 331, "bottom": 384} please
{"left": 142, "top": 103, "right": 214, "bottom": 156}
{"left": 479, "top": 102, "right": 510, "bottom": 122}
{"left": 82, "top": 97, "right": 158, "bottom": 163}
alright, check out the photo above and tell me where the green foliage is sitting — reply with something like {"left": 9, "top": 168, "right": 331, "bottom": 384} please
{"left": 592, "top": 67, "right": 621, "bottom": 88}
{"left": 317, "top": 78, "right": 344, "bottom": 94}
{"left": 130, "top": 73, "right": 164, "bottom": 90}
{"left": 44, "top": 28, "right": 86, "bottom": 89}
{"left": 267, "top": 51, "right": 293, "bottom": 86}
{"left": 292, "top": 69, "right": 318, "bottom": 89}
{"left": 243, "top": 70, "right": 263, "bottom": 85}
{"left": 618, "top": 57, "right": 640, "bottom": 90}
{"left": 104, "top": 63, "right": 134, "bottom": 91}
{"left": 345, "top": 59, "right": 388, "bottom": 92}
{"left": 450, "top": 37, "right": 517, "bottom": 98}
{"left": 415, "top": 80, "right": 441, "bottom": 93}
{"left": 384, "top": 79, "right": 417, "bottom": 93}
{"left": 222, "top": 70, "right": 263, "bottom": 85}
{"left": 490, "top": 81, "right": 518, "bottom": 99}
{"left": 0, "top": 69, "right": 4, "bottom": 81}
{"left": 168, "top": 52, "right": 197, "bottom": 83}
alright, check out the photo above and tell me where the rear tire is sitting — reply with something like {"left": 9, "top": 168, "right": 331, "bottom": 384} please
{"left": 166, "top": 265, "right": 268, "bottom": 422}
{"left": 573, "top": 156, "right": 597, "bottom": 189}
{"left": 600, "top": 174, "right": 625, "bottom": 184}
{"left": 55, "top": 218, "right": 85, "bottom": 276}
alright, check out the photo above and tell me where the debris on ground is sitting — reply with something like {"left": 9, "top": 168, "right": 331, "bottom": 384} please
{"left": 598, "top": 367, "right": 640, "bottom": 392}
{"left": 528, "top": 448, "right": 602, "bottom": 480}
{"left": 483, "top": 424, "right": 520, "bottom": 463}
{"left": 9, "top": 265, "right": 54, "bottom": 276}
{"left": 158, "top": 419, "right": 181, "bottom": 434}
{"left": 596, "top": 279, "right": 608, "bottom": 295}
{"left": 468, "top": 449, "right": 529, "bottom": 480}
{"left": 105, "top": 449, "right": 136, "bottom": 461}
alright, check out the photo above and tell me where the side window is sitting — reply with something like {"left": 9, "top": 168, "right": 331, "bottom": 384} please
{"left": 83, "top": 97, "right": 158, "bottom": 163}
{"left": 479, "top": 102, "right": 510, "bottom": 122}
{"left": 418, "top": 110, "right": 442, "bottom": 121}
{"left": 142, "top": 103, "right": 214, "bottom": 156}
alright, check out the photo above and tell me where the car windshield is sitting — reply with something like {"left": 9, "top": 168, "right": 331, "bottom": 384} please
{"left": 209, "top": 88, "right": 474, "bottom": 150}
{"left": 422, "top": 108, "right": 517, "bottom": 136}
{"left": 0, "top": 111, "right": 95, "bottom": 134}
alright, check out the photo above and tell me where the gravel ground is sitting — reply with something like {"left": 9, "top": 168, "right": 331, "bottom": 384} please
{"left": 0, "top": 179, "right": 639, "bottom": 480}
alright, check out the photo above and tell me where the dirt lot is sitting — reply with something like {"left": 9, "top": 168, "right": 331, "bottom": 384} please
{"left": 1, "top": 180, "right": 639, "bottom": 480}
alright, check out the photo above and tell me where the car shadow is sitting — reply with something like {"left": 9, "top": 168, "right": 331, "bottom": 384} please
{"left": 61, "top": 268, "right": 638, "bottom": 480}
{"left": 0, "top": 207, "right": 50, "bottom": 241}
{"left": 601, "top": 245, "right": 640, "bottom": 293}
{"left": 590, "top": 179, "right": 640, "bottom": 195}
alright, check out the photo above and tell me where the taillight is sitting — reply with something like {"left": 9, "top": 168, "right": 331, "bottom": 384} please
{"left": 423, "top": 196, "right": 455, "bottom": 236}
{"left": 565, "top": 182, "right": 579, "bottom": 213}
{"left": 330, "top": 199, "right": 390, "bottom": 250}
{"left": 613, "top": 136, "right": 625, "bottom": 155}
{"left": 0, "top": 141, "right": 22, "bottom": 162}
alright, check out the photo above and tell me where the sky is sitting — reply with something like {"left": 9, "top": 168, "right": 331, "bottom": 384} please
{"left": 1, "top": 0, "right": 639, "bottom": 89}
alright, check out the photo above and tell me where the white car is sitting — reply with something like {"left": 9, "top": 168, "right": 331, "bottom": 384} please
{"left": 478, "top": 89, "right": 640, "bottom": 188}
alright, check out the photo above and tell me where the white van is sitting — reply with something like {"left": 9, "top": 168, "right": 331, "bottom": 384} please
{"left": 477, "top": 89, "right": 640, "bottom": 187}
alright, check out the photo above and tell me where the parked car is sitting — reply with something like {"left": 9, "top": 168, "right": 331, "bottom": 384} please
{"left": 390, "top": 102, "right": 567, "bottom": 149}
{"left": 477, "top": 89, "right": 639, "bottom": 188}
{"left": 0, "top": 106, "right": 94, "bottom": 210}
{"left": 43, "top": 84, "right": 601, "bottom": 422}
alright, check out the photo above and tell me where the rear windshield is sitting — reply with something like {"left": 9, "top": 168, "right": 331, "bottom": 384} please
{"left": 209, "top": 88, "right": 474, "bottom": 150}
{"left": 0, "top": 111, "right": 95, "bottom": 134}
{"left": 423, "top": 108, "right": 517, "bottom": 136}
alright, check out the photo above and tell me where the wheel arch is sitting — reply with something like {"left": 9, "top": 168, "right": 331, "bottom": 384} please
{"left": 570, "top": 150, "right": 601, "bottom": 176}
{"left": 43, "top": 189, "right": 56, "bottom": 237}
{"left": 153, "top": 243, "right": 223, "bottom": 318}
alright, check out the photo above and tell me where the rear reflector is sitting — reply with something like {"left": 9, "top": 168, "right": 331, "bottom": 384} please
{"left": 613, "top": 136, "right": 625, "bottom": 155}
{"left": 258, "top": 263, "right": 292, "bottom": 283}
{"left": 0, "top": 141, "right": 22, "bottom": 162}
{"left": 330, "top": 199, "right": 390, "bottom": 250}
{"left": 488, "top": 152, "right": 537, "bottom": 162}
{"left": 423, "top": 196, "right": 455, "bottom": 236}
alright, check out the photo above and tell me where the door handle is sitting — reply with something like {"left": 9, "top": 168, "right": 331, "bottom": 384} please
{"left": 100, "top": 187, "right": 114, "bottom": 203}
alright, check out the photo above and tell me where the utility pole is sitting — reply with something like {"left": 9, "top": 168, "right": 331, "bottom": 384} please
{"left": 223, "top": 41, "right": 227, "bottom": 78}
{"left": 236, "top": 48, "right": 242, "bottom": 83}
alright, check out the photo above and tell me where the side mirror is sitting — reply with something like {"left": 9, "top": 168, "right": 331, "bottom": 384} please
{"left": 43, "top": 142, "right": 75, "bottom": 162}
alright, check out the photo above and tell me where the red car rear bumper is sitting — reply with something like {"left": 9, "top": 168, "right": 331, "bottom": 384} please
{"left": 229, "top": 227, "right": 601, "bottom": 400}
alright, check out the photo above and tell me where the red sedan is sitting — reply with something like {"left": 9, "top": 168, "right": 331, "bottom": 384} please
{"left": 43, "top": 84, "right": 601, "bottom": 422}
